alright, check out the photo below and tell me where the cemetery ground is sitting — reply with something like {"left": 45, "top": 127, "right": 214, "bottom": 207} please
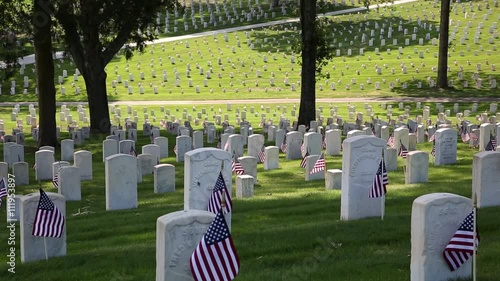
{"left": 0, "top": 100, "right": 500, "bottom": 280}
{"left": 4, "top": 0, "right": 500, "bottom": 101}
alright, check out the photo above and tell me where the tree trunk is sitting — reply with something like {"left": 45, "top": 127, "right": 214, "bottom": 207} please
{"left": 33, "top": 0, "right": 57, "bottom": 148}
{"left": 298, "top": 0, "right": 318, "bottom": 128}
{"left": 437, "top": 0, "right": 450, "bottom": 88}
{"left": 82, "top": 58, "right": 111, "bottom": 134}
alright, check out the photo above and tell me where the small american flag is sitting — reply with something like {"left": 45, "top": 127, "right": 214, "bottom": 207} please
{"left": 280, "top": 136, "right": 287, "bottom": 153}
{"left": 398, "top": 142, "right": 408, "bottom": 158}
{"left": 443, "top": 212, "right": 479, "bottom": 271}
{"left": 322, "top": 135, "right": 326, "bottom": 149}
{"left": 490, "top": 133, "right": 496, "bottom": 149}
{"left": 173, "top": 145, "right": 178, "bottom": 156}
{"left": 300, "top": 143, "right": 306, "bottom": 156}
{"left": 431, "top": 141, "right": 436, "bottom": 157}
{"left": 470, "top": 132, "right": 479, "bottom": 148}
{"left": 300, "top": 151, "right": 309, "bottom": 168}
{"left": 387, "top": 135, "right": 395, "bottom": 148}
{"left": 485, "top": 134, "right": 496, "bottom": 151}
{"left": 461, "top": 132, "right": 470, "bottom": 143}
{"left": 310, "top": 153, "right": 325, "bottom": 174}
{"left": 208, "top": 172, "right": 232, "bottom": 214}
{"left": 52, "top": 173, "right": 59, "bottom": 189}
{"left": 190, "top": 208, "right": 240, "bottom": 281}
{"left": 223, "top": 141, "right": 229, "bottom": 151}
{"left": 33, "top": 162, "right": 37, "bottom": 170}
{"left": 369, "top": 153, "right": 388, "bottom": 198}
{"left": 231, "top": 157, "right": 244, "bottom": 175}
{"left": 0, "top": 178, "right": 7, "bottom": 207}
{"left": 32, "top": 189, "right": 65, "bottom": 238}
{"left": 428, "top": 133, "right": 435, "bottom": 142}
{"left": 129, "top": 146, "right": 137, "bottom": 157}
{"left": 258, "top": 144, "right": 266, "bottom": 163}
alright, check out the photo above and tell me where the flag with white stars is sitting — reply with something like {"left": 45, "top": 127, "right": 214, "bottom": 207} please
{"left": 32, "top": 189, "right": 65, "bottom": 238}
{"left": 190, "top": 208, "right": 239, "bottom": 281}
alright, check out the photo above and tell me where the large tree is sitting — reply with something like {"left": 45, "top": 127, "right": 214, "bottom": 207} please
{"left": 296, "top": 1, "right": 333, "bottom": 127}
{"left": 54, "top": 0, "right": 179, "bottom": 134}
{"left": 33, "top": 0, "right": 58, "bottom": 147}
{"left": 437, "top": 0, "right": 451, "bottom": 88}
{"left": 297, "top": 0, "right": 318, "bottom": 127}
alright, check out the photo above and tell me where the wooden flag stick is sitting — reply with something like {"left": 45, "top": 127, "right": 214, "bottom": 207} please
{"left": 472, "top": 192, "right": 478, "bottom": 281}
{"left": 221, "top": 189, "right": 226, "bottom": 209}
{"left": 44, "top": 237, "right": 49, "bottom": 260}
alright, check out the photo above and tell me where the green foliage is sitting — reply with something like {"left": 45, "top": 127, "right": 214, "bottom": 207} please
{"left": 0, "top": 1, "right": 31, "bottom": 83}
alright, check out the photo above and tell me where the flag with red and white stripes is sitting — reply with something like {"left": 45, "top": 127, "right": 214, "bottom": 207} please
{"left": 387, "top": 135, "right": 395, "bottom": 148}
{"left": 280, "top": 135, "right": 287, "bottom": 153}
{"left": 32, "top": 189, "right": 65, "bottom": 238}
{"left": 369, "top": 153, "right": 388, "bottom": 198}
{"left": 300, "top": 143, "right": 306, "bottom": 156}
{"left": 443, "top": 212, "right": 479, "bottom": 271}
{"left": 300, "top": 151, "right": 309, "bottom": 168}
{"left": 310, "top": 153, "right": 325, "bottom": 174}
{"left": 190, "top": 208, "right": 240, "bottom": 281}
{"left": 0, "top": 178, "right": 7, "bottom": 207}
{"left": 399, "top": 142, "right": 408, "bottom": 158}
{"left": 485, "top": 134, "right": 497, "bottom": 151}
{"left": 258, "top": 144, "right": 266, "bottom": 163}
{"left": 428, "top": 133, "right": 435, "bottom": 142}
{"left": 231, "top": 157, "right": 244, "bottom": 175}
{"left": 208, "top": 172, "right": 232, "bottom": 214}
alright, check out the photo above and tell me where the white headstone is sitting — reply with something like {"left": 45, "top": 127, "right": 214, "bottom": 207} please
{"left": 13, "top": 162, "right": 29, "bottom": 186}
{"left": 176, "top": 135, "right": 192, "bottom": 162}
{"left": 102, "top": 139, "right": 118, "bottom": 162}
{"left": 20, "top": 192, "right": 66, "bottom": 262}
{"left": 341, "top": 136, "right": 387, "bottom": 220}
{"left": 263, "top": 146, "right": 279, "bottom": 170}
{"left": 105, "top": 154, "right": 137, "bottom": 210}
{"left": 411, "top": 193, "right": 473, "bottom": 281}
{"left": 74, "top": 150, "right": 93, "bottom": 180}
{"left": 61, "top": 139, "right": 74, "bottom": 162}
{"left": 154, "top": 137, "right": 169, "bottom": 158}
{"left": 58, "top": 166, "right": 81, "bottom": 201}
{"left": 35, "top": 150, "right": 55, "bottom": 181}
{"left": 183, "top": 148, "right": 232, "bottom": 228}
{"left": 154, "top": 164, "right": 175, "bottom": 193}
{"left": 156, "top": 210, "right": 215, "bottom": 281}
{"left": 434, "top": 128, "right": 457, "bottom": 166}
{"left": 472, "top": 151, "right": 500, "bottom": 207}
{"left": 405, "top": 151, "right": 429, "bottom": 184}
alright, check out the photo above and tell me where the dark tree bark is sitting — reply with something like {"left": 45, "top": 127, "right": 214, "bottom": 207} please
{"left": 56, "top": 3, "right": 111, "bottom": 134}
{"left": 298, "top": 0, "right": 318, "bottom": 127}
{"left": 33, "top": 0, "right": 57, "bottom": 148}
{"left": 437, "top": 0, "right": 451, "bottom": 88}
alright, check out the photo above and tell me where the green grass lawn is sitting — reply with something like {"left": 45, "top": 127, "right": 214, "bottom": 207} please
{"left": 2, "top": 0, "right": 500, "bottom": 102}
{"left": 0, "top": 100, "right": 499, "bottom": 280}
